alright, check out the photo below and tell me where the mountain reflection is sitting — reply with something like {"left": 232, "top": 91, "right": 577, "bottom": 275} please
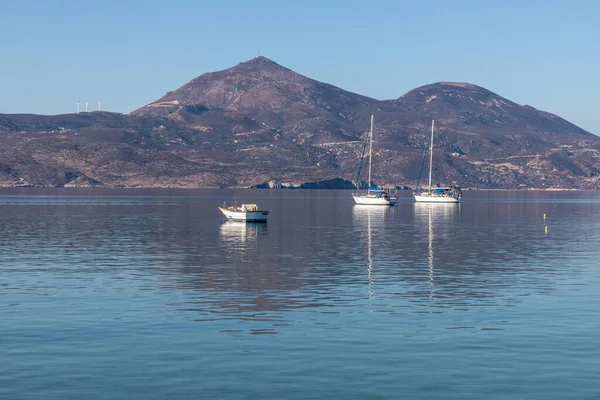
{"left": 166, "top": 192, "right": 563, "bottom": 318}
{"left": 167, "top": 219, "right": 314, "bottom": 315}
{"left": 0, "top": 188, "right": 575, "bottom": 326}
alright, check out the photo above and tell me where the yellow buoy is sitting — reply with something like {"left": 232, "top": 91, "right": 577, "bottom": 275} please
{"left": 545, "top": 226, "right": 548, "bottom": 233}
{"left": 543, "top": 213, "right": 547, "bottom": 220}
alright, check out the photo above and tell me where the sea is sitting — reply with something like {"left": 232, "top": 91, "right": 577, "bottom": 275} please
{"left": 1, "top": 188, "right": 599, "bottom": 399}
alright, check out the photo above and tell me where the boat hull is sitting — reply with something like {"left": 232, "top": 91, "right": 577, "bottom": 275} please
{"left": 352, "top": 194, "right": 398, "bottom": 206}
{"left": 413, "top": 194, "right": 459, "bottom": 203}
{"left": 218, "top": 207, "right": 269, "bottom": 222}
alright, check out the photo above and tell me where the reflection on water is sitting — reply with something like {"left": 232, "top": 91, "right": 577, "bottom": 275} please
{"left": 219, "top": 221, "right": 268, "bottom": 249}
{"left": 414, "top": 203, "right": 460, "bottom": 300}
{"left": 2, "top": 188, "right": 600, "bottom": 399}
{"left": 352, "top": 205, "right": 391, "bottom": 298}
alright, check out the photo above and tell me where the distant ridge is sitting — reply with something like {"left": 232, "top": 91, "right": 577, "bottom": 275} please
{"left": 1, "top": 57, "right": 599, "bottom": 189}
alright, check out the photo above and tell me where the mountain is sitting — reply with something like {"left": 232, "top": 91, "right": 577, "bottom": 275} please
{"left": 392, "top": 82, "right": 593, "bottom": 156}
{"left": 0, "top": 56, "right": 599, "bottom": 189}
{"left": 134, "top": 56, "right": 381, "bottom": 145}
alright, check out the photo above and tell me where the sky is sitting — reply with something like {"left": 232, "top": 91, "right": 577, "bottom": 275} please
{"left": 1, "top": 0, "right": 599, "bottom": 133}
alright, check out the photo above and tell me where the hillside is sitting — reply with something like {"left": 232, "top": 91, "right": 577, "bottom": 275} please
{"left": 0, "top": 57, "right": 598, "bottom": 189}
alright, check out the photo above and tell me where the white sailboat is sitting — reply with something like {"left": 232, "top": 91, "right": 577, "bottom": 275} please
{"left": 413, "top": 120, "right": 462, "bottom": 203}
{"left": 352, "top": 114, "right": 398, "bottom": 205}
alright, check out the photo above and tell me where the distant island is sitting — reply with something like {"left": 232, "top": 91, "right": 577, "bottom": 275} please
{"left": 0, "top": 56, "right": 599, "bottom": 189}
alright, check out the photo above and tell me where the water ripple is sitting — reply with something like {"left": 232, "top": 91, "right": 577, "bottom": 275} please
{"left": 1, "top": 189, "right": 600, "bottom": 399}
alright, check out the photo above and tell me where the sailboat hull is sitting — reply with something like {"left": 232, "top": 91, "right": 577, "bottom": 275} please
{"left": 352, "top": 194, "right": 398, "bottom": 205}
{"left": 413, "top": 194, "right": 459, "bottom": 203}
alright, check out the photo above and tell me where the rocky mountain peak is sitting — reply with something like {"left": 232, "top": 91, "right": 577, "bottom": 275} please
{"left": 399, "top": 81, "right": 495, "bottom": 99}
{"left": 393, "top": 81, "right": 521, "bottom": 119}
{"left": 436, "top": 81, "right": 482, "bottom": 89}
{"left": 239, "top": 56, "right": 288, "bottom": 70}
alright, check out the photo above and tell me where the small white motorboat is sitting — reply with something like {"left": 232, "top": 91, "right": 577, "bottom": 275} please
{"left": 218, "top": 203, "right": 269, "bottom": 222}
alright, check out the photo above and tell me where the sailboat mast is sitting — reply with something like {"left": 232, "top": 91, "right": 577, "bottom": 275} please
{"left": 367, "top": 113, "right": 374, "bottom": 194}
{"left": 428, "top": 120, "right": 434, "bottom": 192}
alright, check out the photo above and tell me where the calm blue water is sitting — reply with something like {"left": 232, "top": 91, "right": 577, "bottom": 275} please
{"left": 1, "top": 188, "right": 600, "bottom": 399}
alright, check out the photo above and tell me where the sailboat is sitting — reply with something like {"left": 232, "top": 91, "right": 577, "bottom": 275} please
{"left": 413, "top": 120, "right": 462, "bottom": 203}
{"left": 352, "top": 114, "right": 398, "bottom": 205}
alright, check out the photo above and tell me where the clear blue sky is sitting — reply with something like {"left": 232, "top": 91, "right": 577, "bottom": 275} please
{"left": 1, "top": 0, "right": 598, "bottom": 133}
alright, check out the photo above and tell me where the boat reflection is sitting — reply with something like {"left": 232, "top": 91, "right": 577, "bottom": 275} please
{"left": 219, "top": 221, "right": 267, "bottom": 253}
{"left": 414, "top": 203, "right": 460, "bottom": 300}
{"left": 352, "top": 205, "right": 392, "bottom": 298}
